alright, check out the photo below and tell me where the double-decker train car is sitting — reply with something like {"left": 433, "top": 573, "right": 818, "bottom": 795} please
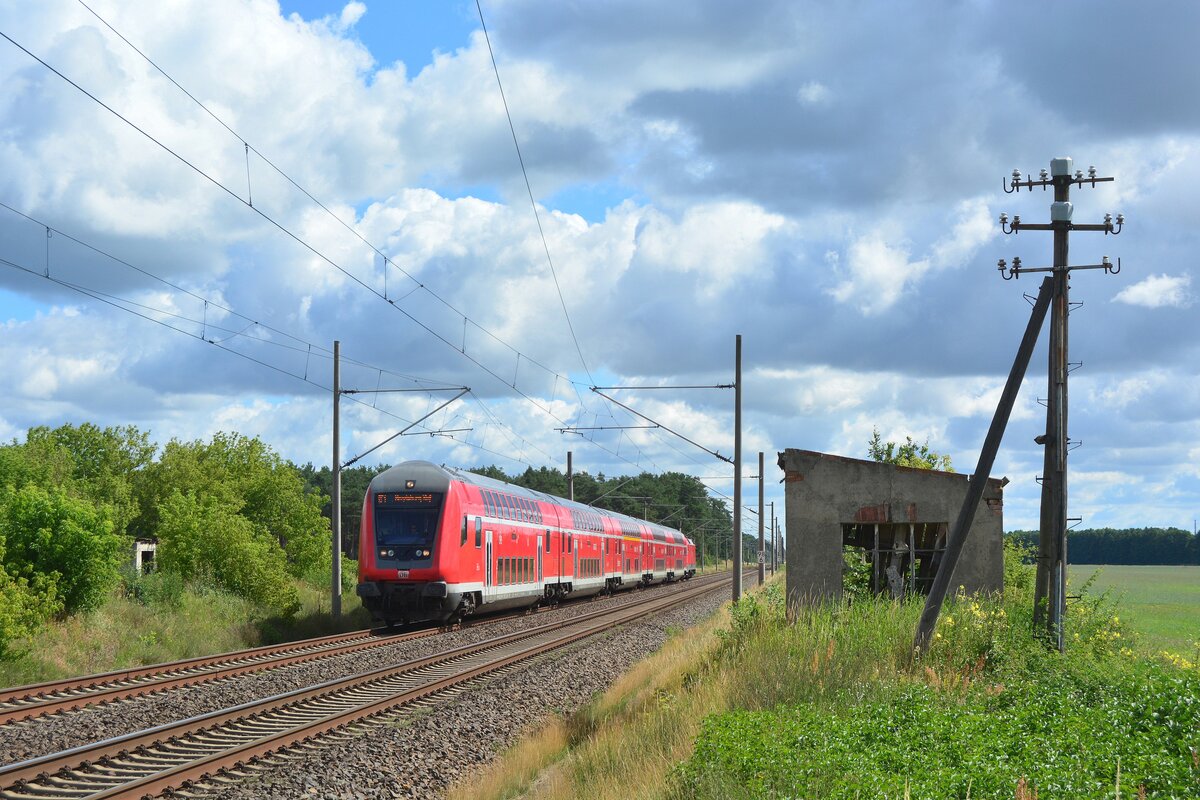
{"left": 356, "top": 461, "right": 696, "bottom": 626}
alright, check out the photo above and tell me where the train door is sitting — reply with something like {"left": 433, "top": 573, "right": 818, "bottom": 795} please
{"left": 485, "top": 530, "right": 494, "bottom": 600}
{"left": 537, "top": 534, "right": 543, "bottom": 583}
{"left": 603, "top": 538, "right": 609, "bottom": 578}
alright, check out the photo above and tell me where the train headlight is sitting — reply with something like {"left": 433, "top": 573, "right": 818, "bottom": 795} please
{"left": 386, "top": 549, "right": 395, "bottom": 559}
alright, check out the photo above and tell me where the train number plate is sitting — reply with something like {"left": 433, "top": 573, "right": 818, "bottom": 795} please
{"left": 397, "top": 569, "right": 410, "bottom": 578}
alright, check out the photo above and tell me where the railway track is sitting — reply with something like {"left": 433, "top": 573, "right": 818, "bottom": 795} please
{"left": 0, "top": 573, "right": 730, "bottom": 800}
{"left": 0, "top": 627, "right": 421, "bottom": 725}
{"left": 0, "top": 574, "right": 711, "bottom": 725}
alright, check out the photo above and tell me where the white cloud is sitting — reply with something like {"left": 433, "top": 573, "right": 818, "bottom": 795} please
{"left": 828, "top": 230, "right": 929, "bottom": 315}
{"left": 634, "top": 201, "right": 790, "bottom": 299}
{"left": 796, "top": 81, "right": 831, "bottom": 105}
{"left": 1112, "top": 273, "right": 1193, "bottom": 308}
{"left": 929, "top": 198, "right": 995, "bottom": 270}
{"left": 338, "top": 2, "right": 367, "bottom": 30}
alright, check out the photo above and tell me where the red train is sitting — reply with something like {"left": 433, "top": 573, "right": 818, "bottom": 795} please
{"left": 356, "top": 461, "right": 697, "bottom": 626}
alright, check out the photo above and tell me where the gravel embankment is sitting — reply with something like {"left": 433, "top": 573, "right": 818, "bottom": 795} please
{"left": 210, "top": 584, "right": 727, "bottom": 800}
{"left": 0, "top": 580, "right": 725, "bottom": 768}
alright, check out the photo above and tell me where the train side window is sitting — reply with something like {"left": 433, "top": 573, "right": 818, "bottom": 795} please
{"left": 567, "top": 534, "right": 573, "bottom": 552}
{"left": 461, "top": 516, "right": 468, "bottom": 546}
{"left": 545, "top": 531, "right": 551, "bottom": 552}
{"left": 475, "top": 518, "right": 482, "bottom": 548}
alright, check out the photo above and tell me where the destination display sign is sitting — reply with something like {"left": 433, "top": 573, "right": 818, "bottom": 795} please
{"left": 375, "top": 492, "right": 438, "bottom": 507}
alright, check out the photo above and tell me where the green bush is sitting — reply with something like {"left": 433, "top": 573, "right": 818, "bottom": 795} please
{"left": 136, "top": 433, "right": 328, "bottom": 578}
{"left": 122, "top": 567, "right": 186, "bottom": 610}
{"left": 0, "top": 568, "right": 59, "bottom": 659}
{"left": 1003, "top": 535, "right": 1036, "bottom": 592}
{"left": 156, "top": 490, "right": 300, "bottom": 615}
{"left": 0, "top": 483, "right": 124, "bottom": 614}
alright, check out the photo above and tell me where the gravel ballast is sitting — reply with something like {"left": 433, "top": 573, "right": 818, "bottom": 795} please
{"left": 209, "top": 583, "right": 728, "bottom": 800}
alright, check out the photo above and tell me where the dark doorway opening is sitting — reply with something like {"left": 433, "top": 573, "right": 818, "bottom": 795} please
{"left": 842, "top": 522, "right": 947, "bottom": 598}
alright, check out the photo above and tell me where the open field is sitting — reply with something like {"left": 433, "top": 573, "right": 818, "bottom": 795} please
{"left": 1069, "top": 564, "right": 1200, "bottom": 652}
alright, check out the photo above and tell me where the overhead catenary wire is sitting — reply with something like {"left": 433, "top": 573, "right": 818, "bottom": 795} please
{"left": 64, "top": 1, "right": 604, "bottom": 416}
{"left": 0, "top": 247, "right": 536, "bottom": 469}
{"left": 474, "top": 0, "right": 595, "bottom": 389}
{"left": 0, "top": 21, "right": 662, "bottom": 473}
{"left": 0, "top": 14, "right": 762, "bottom": 502}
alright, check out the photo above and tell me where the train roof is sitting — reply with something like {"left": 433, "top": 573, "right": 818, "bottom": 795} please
{"left": 441, "top": 463, "right": 693, "bottom": 546}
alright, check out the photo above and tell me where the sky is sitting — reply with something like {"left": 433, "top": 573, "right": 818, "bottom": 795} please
{"left": 0, "top": 0, "right": 1197, "bottom": 540}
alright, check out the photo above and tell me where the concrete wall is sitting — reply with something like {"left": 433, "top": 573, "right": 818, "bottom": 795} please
{"left": 777, "top": 449, "right": 1004, "bottom": 617}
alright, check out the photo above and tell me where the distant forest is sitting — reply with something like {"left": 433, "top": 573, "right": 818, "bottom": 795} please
{"left": 1006, "top": 527, "right": 1200, "bottom": 565}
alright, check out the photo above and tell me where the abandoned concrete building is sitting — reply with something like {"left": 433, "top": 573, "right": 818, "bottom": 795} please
{"left": 777, "top": 449, "right": 1005, "bottom": 614}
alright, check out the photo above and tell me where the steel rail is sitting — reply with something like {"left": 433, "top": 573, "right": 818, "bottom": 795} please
{"left": 0, "top": 573, "right": 695, "bottom": 724}
{"left": 0, "top": 573, "right": 730, "bottom": 800}
{"left": 0, "top": 628, "right": 425, "bottom": 725}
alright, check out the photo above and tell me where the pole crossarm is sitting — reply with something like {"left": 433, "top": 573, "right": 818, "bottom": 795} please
{"left": 556, "top": 424, "right": 659, "bottom": 432}
{"left": 591, "top": 384, "right": 735, "bottom": 390}
{"left": 591, "top": 388, "right": 733, "bottom": 464}
{"left": 342, "top": 386, "right": 468, "bottom": 394}
{"left": 342, "top": 388, "right": 469, "bottom": 468}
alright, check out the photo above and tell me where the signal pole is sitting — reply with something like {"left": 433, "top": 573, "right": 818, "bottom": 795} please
{"left": 733, "top": 334, "right": 743, "bottom": 601}
{"left": 769, "top": 501, "right": 775, "bottom": 575}
{"left": 331, "top": 340, "right": 342, "bottom": 620}
{"left": 567, "top": 450, "right": 574, "bottom": 501}
{"left": 998, "top": 157, "right": 1124, "bottom": 651}
{"left": 757, "top": 451, "right": 765, "bottom": 585}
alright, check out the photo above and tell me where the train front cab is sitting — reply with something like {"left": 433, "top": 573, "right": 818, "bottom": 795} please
{"left": 356, "top": 463, "right": 468, "bottom": 626}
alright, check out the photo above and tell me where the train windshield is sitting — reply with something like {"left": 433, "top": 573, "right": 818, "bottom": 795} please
{"left": 373, "top": 492, "right": 443, "bottom": 548}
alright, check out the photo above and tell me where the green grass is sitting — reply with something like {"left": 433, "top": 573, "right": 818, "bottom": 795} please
{"left": 454, "top": 568, "right": 1200, "bottom": 800}
{"left": 1070, "top": 565, "right": 1200, "bottom": 652}
{"left": 672, "top": 584, "right": 1200, "bottom": 799}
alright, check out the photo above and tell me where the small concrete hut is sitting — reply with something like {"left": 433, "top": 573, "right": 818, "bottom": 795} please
{"left": 777, "top": 449, "right": 1005, "bottom": 618}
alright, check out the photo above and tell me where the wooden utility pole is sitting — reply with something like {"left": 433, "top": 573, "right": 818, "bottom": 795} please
{"left": 998, "top": 157, "right": 1123, "bottom": 650}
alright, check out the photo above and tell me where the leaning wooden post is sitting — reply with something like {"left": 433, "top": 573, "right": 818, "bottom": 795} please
{"left": 914, "top": 276, "right": 1053, "bottom": 654}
